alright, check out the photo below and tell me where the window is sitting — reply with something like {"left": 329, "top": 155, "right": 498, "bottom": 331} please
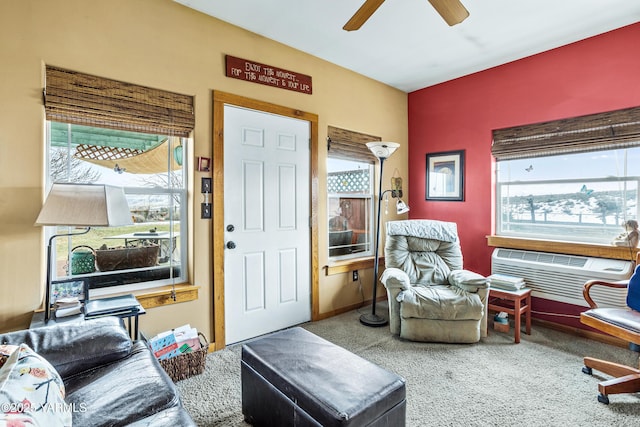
{"left": 43, "top": 66, "right": 194, "bottom": 293}
{"left": 493, "top": 106, "right": 640, "bottom": 246}
{"left": 327, "top": 126, "right": 379, "bottom": 260}
{"left": 46, "top": 122, "right": 188, "bottom": 292}
{"left": 328, "top": 159, "right": 373, "bottom": 258}
{"left": 496, "top": 149, "right": 640, "bottom": 244}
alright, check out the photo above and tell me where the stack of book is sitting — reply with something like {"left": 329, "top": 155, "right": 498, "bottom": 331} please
{"left": 55, "top": 297, "right": 82, "bottom": 318}
{"left": 488, "top": 274, "right": 526, "bottom": 291}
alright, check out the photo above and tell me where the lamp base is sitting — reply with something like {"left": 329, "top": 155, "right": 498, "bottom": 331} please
{"left": 359, "top": 313, "right": 388, "bottom": 327}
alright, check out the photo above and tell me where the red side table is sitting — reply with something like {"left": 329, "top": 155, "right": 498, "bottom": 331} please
{"left": 488, "top": 287, "right": 532, "bottom": 343}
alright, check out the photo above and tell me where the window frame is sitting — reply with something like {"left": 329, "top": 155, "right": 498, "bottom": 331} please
{"left": 326, "top": 126, "right": 380, "bottom": 262}
{"left": 327, "top": 164, "right": 375, "bottom": 261}
{"left": 45, "top": 121, "right": 189, "bottom": 295}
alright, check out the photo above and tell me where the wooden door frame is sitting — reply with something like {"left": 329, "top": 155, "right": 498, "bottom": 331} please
{"left": 212, "top": 91, "right": 319, "bottom": 350}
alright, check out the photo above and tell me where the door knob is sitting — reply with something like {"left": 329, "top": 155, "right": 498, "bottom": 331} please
{"left": 226, "top": 241, "right": 236, "bottom": 249}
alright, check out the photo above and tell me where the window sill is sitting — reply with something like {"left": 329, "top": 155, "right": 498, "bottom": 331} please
{"left": 324, "top": 256, "right": 385, "bottom": 276}
{"left": 487, "top": 235, "right": 639, "bottom": 261}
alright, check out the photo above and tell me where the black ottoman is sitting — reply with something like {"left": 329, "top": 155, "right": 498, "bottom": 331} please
{"left": 241, "top": 327, "right": 406, "bottom": 426}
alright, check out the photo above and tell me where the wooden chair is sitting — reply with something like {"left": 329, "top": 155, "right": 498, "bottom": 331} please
{"left": 580, "top": 278, "right": 640, "bottom": 404}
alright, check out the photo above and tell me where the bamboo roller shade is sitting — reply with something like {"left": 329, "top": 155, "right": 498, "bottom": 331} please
{"left": 44, "top": 66, "right": 194, "bottom": 137}
{"left": 327, "top": 126, "right": 381, "bottom": 163}
{"left": 492, "top": 106, "right": 640, "bottom": 160}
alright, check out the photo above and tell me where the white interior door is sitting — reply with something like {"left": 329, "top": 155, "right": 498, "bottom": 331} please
{"left": 223, "top": 105, "right": 311, "bottom": 345}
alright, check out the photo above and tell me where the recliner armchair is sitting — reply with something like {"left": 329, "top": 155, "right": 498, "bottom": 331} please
{"left": 381, "top": 220, "right": 489, "bottom": 343}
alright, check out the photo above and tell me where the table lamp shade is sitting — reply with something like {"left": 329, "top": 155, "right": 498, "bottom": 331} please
{"left": 35, "top": 183, "right": 132, "bottom": 323}
{"left": 35, "top": 183, "right": 132, "bottom": 227}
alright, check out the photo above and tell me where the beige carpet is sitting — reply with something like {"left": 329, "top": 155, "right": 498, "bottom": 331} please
{"left": 177, "top": 305, "right": 640, "bottom": 426}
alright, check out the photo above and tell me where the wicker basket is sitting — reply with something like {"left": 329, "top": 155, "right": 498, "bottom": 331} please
{"left": 159, "top": 333, "right": 208, "bottom": 382}
{"left": 95, "top": 244, "right": 159, "bottom": 271}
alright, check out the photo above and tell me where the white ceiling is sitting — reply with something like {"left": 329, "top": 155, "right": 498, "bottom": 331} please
{"left": 175, "top": 0, "right": 640, "bottom": 93}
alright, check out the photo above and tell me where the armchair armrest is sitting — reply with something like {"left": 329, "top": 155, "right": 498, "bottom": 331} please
{"left": 380, "top": 268, "right": 412, "bottom": 336}
{"left": 448, "top": 270, "right": 489, "bottom": 293}
{"left": 0, "top": 316, "right": 132, "bottom": 378}
{"left": 380, "top": 268, "right": 411, "bottom": 292}
{"left": 583, "top": 279, "right": 629, "bottom": 309}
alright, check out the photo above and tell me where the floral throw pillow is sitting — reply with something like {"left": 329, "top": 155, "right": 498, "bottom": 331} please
{"left": 0, "top": 344, "right": 71, "bottom": 426}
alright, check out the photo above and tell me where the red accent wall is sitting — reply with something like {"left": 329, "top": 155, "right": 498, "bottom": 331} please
{"left": 408, "top": 23, "right": 640, "bottom": 279}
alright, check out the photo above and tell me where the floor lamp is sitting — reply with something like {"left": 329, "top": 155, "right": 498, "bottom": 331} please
{"left": 360, "top": 142, "right": 400, "bottom": 327}
{"left": 35, "top": 183, "right": 132, "bottom": 323}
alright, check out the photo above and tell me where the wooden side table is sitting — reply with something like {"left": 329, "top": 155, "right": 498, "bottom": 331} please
{"left": 487, "top": 287, "right": 532, "bottom": 343}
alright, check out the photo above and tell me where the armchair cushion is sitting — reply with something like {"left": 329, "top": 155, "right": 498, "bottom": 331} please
{"left": 397, "top": 285, "right": 485, "bottom": 321}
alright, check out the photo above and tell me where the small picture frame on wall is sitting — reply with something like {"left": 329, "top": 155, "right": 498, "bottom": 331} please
{"left": 426, "top": 150, "right": 464, "bottom": 201}
{"left": 198, "top": 157, "right": 211, "bottom": 172}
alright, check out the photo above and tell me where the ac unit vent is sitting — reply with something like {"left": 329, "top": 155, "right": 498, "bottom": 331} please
{"left": 495, "top": 248, "right": 589, "bottom": 268}
{"left": 491, "top": 248, "right": 632, "bottom": 308}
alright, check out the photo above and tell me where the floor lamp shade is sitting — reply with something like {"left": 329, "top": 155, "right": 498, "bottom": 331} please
{"left": 35, "top": 183, "right": 133, "bottom": 322}
{"left": 366, "top": 142, "right": 399, "bottom": 160}
{"left": 360, "top": 142, "right": 400, "bottom": 327}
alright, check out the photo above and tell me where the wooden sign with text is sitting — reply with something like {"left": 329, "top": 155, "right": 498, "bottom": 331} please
{"left": 225, "top": 55, "right": 312, "bottom": 95}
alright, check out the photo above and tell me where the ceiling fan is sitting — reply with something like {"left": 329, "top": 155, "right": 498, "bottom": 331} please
{"left": 343, "top": 0, "right": 469, "bottom": 31}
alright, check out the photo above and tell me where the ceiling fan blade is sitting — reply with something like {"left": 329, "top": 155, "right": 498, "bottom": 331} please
{"left": 343, "top": 0, "right": 386, "bottom": 31}
{"left": 427, "top": 0, "right": 469, "bottom": 26}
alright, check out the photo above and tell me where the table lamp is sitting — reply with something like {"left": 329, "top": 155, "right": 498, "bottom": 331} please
{"left": 35, "top": 183, "right": 132, "bottom": 322}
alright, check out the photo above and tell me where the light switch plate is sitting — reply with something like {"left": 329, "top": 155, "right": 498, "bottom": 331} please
{"left": 201, "top": 203, "right": 212, "bottom": 219}
{"left": 201, "top": 177, "right": 212, "bottom": 194}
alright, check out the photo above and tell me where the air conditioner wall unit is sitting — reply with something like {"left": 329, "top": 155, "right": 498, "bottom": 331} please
{"left": 491, "top": 248, "right": 633, "bottom": 308}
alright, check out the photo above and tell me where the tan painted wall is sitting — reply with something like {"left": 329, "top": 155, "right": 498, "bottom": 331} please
{"left": 0, "top": 0, "right": 408, "bottom": 337}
